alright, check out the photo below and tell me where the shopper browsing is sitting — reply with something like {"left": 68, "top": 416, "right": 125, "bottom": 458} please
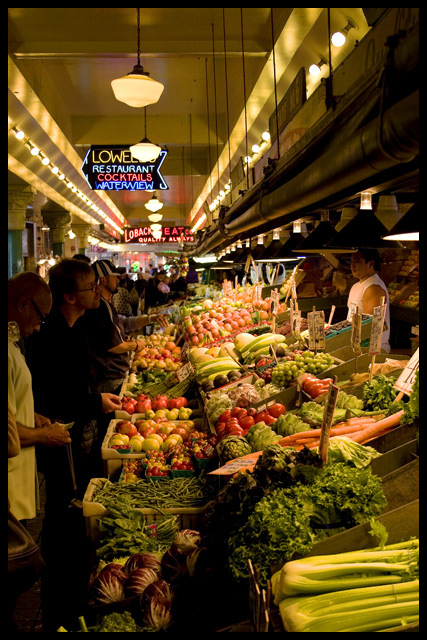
{"left": 8, "top": 272, "right": 71, "bottom": 523}
{"left": 346, "top": 248, "right": 391, "bottom": 353}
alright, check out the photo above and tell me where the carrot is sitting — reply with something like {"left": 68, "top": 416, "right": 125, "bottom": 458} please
{"left": 347, "top": 410, "right": 404, "bottom": 444}
{"left": 278, "top": 418, "right": 383, "bottom": 446}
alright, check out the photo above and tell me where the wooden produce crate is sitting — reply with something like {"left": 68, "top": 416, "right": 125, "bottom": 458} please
{"left": 324, "top": 318, "right": 372, "bottom": 353}
{"left": 316, "top": 352, "right": 408, "bottom": 383}
{"left": 370, "top": 439, "right": 418, "bottom": 478}
{"left": 269, "top": 499, "right": 419, "bottom": 632}
{"left": 83, "top": 477, "right": 213, "bottom": 548}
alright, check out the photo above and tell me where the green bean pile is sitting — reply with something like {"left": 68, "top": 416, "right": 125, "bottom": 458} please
{"left": 94, "top": 475, "right": 218, "bottom": 511}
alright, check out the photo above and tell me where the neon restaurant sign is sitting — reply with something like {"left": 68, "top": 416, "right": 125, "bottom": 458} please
{"left": 124, "top": 226, "right": 195, "bottom": 244}
{"left": 81, "top": 146, "right": 168, "bottom": 191}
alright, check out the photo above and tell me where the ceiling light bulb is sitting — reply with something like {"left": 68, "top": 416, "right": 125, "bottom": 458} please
{"left": 252, "top": 144, "right": 261, "bottom": 154}
{"left": 262, "top": 131, "right": 271, "bottom": 142}
{"left": 15, "top": 129, "right": 25, "bottom": 140}
{"left": 51, "top": 166, "right": 59, "bottom": 174}
{"left": 129, "top": 139, "right": 162, "bottom": 162}
{"left": 58, "top": 173, "right": 65, "bottom": 180}
{"left": 244, "top": 156, "right": 251, "bottom": 164}
{"left": 360, "top": 191, "right": 372, "bottom": 210}
{"left": 309, "top": 63, "right": 321, "bottom": 77}
{"left": 30, "top": 146, "right": 39, "bottom": 156}
{"left": 150, "top": 223, "right": 162, "bottom": 232}
{"left": 145, "top": 193, "right": 164, "bottom": 212}
{"left": 331, "top": 31, "right": 346, "bottom": 47}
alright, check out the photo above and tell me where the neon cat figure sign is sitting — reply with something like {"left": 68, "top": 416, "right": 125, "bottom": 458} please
{"left": 81, "top": 146, "right": 168, "bottom": 191}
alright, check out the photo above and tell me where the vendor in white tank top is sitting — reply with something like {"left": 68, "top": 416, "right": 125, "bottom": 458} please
{"left": 346, "top": 249, "right": 391, "bottom": 353}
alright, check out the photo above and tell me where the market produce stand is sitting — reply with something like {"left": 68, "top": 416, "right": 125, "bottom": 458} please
{"left": 72, "top": 282, "right": 418, "bottom": 633}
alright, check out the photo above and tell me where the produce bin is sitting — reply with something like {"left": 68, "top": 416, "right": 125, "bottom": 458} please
{"left": 269, "top": 500, "right": 419, "bottom": 632}
{"left": 370, "top": 439, "right": 418, "bottom": 478}
{"left": 316, "top": 352, "right": 408, "bottom": 383}
{"left": 323, "top": 318, "right": 372, "bottom": 353}
{"left": 83, "top": 478, "right": 212, "bottom": 547}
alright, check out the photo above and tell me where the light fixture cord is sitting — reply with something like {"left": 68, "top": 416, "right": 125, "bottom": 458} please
{"left": 212, "top": 22, "right": 220, "bottom": 200}
{"left": 205, "top": 57, "right": 213, "bottom": 205}
{"left": 270, "top": 8, "right": 280, "bottom": 158}
{"left": 223, "top": 8, "right": 232, "bottom": 203}
{"left": 144, "top": 106, "right": 147, "bottom": 138}
{"left": 136, "top": 7, "right": 141, "bottom": 66}
{"left": 240, "top": 8, "right": 249, "bottom": 190}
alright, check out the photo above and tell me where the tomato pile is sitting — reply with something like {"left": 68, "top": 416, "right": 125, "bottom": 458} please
{"left": 120, "top": 394, "right": 189, "bottom": 416}
{"left": 301, "top": 375, "right": 334, "bottom": 399}
{"left": 215, "top": 403, "right": 286, "bottom": 441}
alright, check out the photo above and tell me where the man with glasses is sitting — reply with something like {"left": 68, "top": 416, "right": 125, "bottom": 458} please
{"left": 8, "top": 272, "right": 72, "bottom": 525}
{"left": 24, "top": 258, "right": 122, "bottom": 631}
{"left": 78, "top": 259, "right": 168, "bottom": 397}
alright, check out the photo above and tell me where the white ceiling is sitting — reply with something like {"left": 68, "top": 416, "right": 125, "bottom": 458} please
{"left": 8, "top": 8, "right": 371, "bottom": 238}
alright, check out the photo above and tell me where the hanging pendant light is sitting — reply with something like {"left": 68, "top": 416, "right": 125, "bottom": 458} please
{"left": 145, "top": 192, "right": 164, "bottom": 213}
{"left": 274, "top": 221, "right": 307, "bottom": 258}
{"left": 325, "top": 206, "right": 402, "bottom": 249}
{"left": 382, "top": 201, "right": 419, "bottom": 242}
{"left": 255, "top": 229, "right": 283, "bottom": 261}
{"left": 130, "top": 108, "right": 162, "bottom": 162}
{"left": 250, "top": 235, "right": 266, "bottom": 260}
{"left": 111, "top": 8, "right": 164, "bottom": 108}
{"left": 292, "top": 211, "right": 337, "bottom": 254}
{"left": 234, "top": 238, "right": 252, "bottom": 264}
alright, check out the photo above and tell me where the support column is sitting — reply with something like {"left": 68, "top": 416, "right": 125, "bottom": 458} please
{"left": 72, "top": 223, "right": 93, "bottom": 254}
{"left": 8, "top": 184, "right": 37, "bottom": 278}
{"left": 41, "top": 203, "right": 71, "bottom": 258}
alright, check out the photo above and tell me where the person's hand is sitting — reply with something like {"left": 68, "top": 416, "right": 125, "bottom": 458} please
{"left": 34, "top": 413, "right": 52, "bottom": 428}
{"left": 101, "top": 393, "right": 122, "bottom": 413}
{"left": 41, "top": 423, "right": 72, "bottom": 447}
{"left": 151, "top": 313, "right": 169, "bottom": 328}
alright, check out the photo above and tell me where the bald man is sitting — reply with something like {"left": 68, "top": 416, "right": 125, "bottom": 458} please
{"left": 8, "top": 272, "right": 71, "bottom": 522}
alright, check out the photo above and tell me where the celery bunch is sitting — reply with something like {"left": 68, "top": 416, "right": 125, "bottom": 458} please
{"left": 274, "top": 539, "right": 419, "bottom": 632}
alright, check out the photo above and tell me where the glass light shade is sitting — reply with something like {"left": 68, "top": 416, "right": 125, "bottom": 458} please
{"left": 148, "top": 212, "right": 163, "bottom": 223}
{"left": 151, "top": 230, "right": 162, "bottom": 240}
{"left": 309, "top": 63, "right": 321, "bottom": 76}
{"left": 331, "top": 31, "right": 346, "bottom": 47}
{"left": 145, "top": 195, "right": 164, "bottom": 212}
{"left": 111, "top": 73, "right": 164, "bottom": 108}
{"left": 150, "top": 223, "right": 162, "bottom": 232}
{"left": 130, "top": 139, "right": 162, "bottom": 162}
{"left": 360, "top": 192, "right": 372, "bottom": 210}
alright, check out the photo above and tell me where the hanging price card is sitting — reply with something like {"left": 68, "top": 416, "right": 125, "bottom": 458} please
{"left": 351, "top": 310, "right": 362, "bottom": 353}
{"left": 327, "top": 305, "right": 336, "bottom": 326}
{"left": 175, "top": 362, "right": 194, "bottom": 383}
{"left": 222, "top": 280, "right": 233, "bottom": 298}
{"left": 307, "top": 310, "right": 325, "bottom": 351}
{"left": 348, "top": 301, "right": 359, "bottom": 323}
{"left": 291, "top": 276, "right": 297, "bottom": 300}
{"left": 318, "top": 383, "right": 339, "bottom": 463}
{"left": 290, "top": 301, "right": 302, "bottom": 335}
{"left": 394, "top": 348, "right": 419, "bottom": 396}
{"left": 368, "top": 303, "right": 387, "bottom": 355}
{"left": 271, "top": 289, "right": 280, "bottom": 316}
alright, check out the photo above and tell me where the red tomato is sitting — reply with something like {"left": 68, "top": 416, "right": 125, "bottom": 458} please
{"left": 123, "top": 404, "right": 135, "bottom": 415}
{"left": 218, "top": 410, "right": 232, "bottom": 422}
{"left": 310, "top": 383, "right": 329, "bottom": 399}
{"left": 254, "top": 410, "right": 269, "bottom": 424}
{"left": 216, "top": 424, "right": 226, "bottom": 436}
{"left": 246, "top": 407, "right": 257, "bottom": 417}
{"left": 264, "top": 415, "right": 276, "bottom": 426}
{"left": 267, "top": 403, "right": 286, "bottom": 419}
{"left": 226, "top": 426, "right": 244, "bottom": 436}
{"left": 152, "top": 398, "right": 168, "bottom": 411}
{"left": 168, "top": 397, "right": 185, "bottom": 410}
{"left": 321, "top": 378, "right": 334, "bottom": 385}
{"left": 231, "top": 407, "right": 243, "bottom": 417}
{"left": 226, "top": 418, "right": 240, "bottom": 427}
{"left": 236, "top": 409, "right": 248, "bottom": 420}
{"left": 239, "top": 416, "right": 255, "bottom": 429}
{"left": 216, "top": 421, "right": 226, "bottom": 432}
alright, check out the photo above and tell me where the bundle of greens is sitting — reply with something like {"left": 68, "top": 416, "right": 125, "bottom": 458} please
{"left": 318, "top": 390, "right": 364, "bottom": 410}
{"left": 226, "top": 463, "right": 387, "bottom": 585}
{"left": 387, "top": 369, "right": 419, "bottom": 425}
{"left": 275, "top": 539, "right": 419, "bottom": 632}
{"left": 324, "top": 436, "right": 381, "bottom": 469}
{"left": 362, "top": 374, "right": 398, "bottom": 411}
{"left": 273, "top": 412, "right": 310, "bottom": 437}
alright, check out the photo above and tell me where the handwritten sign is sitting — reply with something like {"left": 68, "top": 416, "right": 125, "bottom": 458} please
{"left": 327, "top": 305, "right": 336, "bottom": 326}
{"left": 348, "top": 301, "right": 359, "bottom": 323}
{"left": 175, "top": 362, "right": 193, "bottom": 383}
{"left": 318, "top": 383, "right": 339, "bottom": 463}
{"left": 271, "top": 289, "right": 280, "bottom": 316}
{"left": 222, "top": 280, "right": 233, "bottom": 298}
{"left": 351, "top": 310, "right": 362, "bottom": 354}
{"left": 394, "top": 348, "right": 419, "bottom": 396}
{"left": 290, "top": 302, "right": 302, "bottom": 335}
{"left": 307, "top": 310, "right": 325, "bottom": 351}
{"left": 209, "top": 451, "right": 261, "bottom": 475}
{"left": 368, "top": 304, "right": 387, "bottom": 355}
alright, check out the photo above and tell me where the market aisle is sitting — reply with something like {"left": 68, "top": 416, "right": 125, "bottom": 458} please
{"left": 12, "top": 473, "right": 45, "bottom": 633}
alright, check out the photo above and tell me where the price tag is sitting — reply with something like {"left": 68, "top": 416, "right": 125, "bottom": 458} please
{"left": 368, "top": 303, "right": 387, "bottom": 355}
{"left": 348, "top": 301, "right": 358, "bottom": 322}
{"left": 222, "top": 280, "right": 233, "bottom": 298}
{"left": 271, "top": 289, "right": 280, "bottom": 316}
{"left": 307, "top": 310, "right": 325, "bottom": 351}
{"left": 351, "top": 311, "right": 362, "bottom": 353}
{"left": 291, "top": 307, "right": 302, "bottom": 335}
{"left": 209, "top": 451, "right": 261, "bottom": 475}
{"left": 291, "top": 276, "right": 297, "bottom": 300}
{"left": 327, "top": 305, "right": 336, "bottom": 326}
{"left": 318, "top": 383, "right": 339, "bottom": 463}
{"left": 175, "top": 362, "right": 193, "bottom": 383}
{"left": 394, "top": 348, "right": 419, "bottom": 396}
{"left": 234, "top": 276, "right": 239, "bottom": 301}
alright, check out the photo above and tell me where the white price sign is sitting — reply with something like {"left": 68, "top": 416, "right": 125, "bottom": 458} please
{"left": 307, "top": 310, "right": 325, "bottom": 350}
{"left": 291, "top": 276, "right": 297, "bottom": 300}
{"left": 368, "top": 304, "right": 387, "bottom": 355}
{"left": 348, "top": 301, "right": 359, "bottom": 323}
{"left": 394, "top": 348, "right": 419, "bottom": 396}
{"left": 222, "top": 280, "right": 233, "bottom": 298}
{"left": 291, "top": 307, "right": 302, "bottom": 335}
{"left": 351, "top": 311, "right": 362, "bottom": 353}
{"left": 271, "top": 289, "right": 280, "bottom": 316}
{"left": 175, "top": 362, "right": 193, "bottom": 383}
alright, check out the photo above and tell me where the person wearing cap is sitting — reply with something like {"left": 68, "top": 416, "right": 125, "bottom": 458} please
{"left": 78, "top": 260, "right": 168, "bottom": 398}
{"left": 347, "top": 248, "right": 391, "bottom": 353}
